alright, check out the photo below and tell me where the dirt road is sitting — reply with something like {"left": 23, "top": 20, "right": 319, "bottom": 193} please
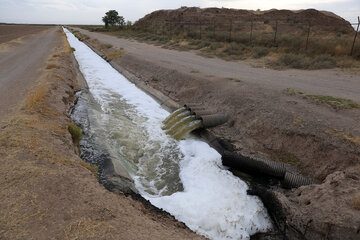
{"left": 0, "top": 27, "right": 58, "bottom": 119}
{"left": 73, "top": 27, "right": 360, "bottom": 102}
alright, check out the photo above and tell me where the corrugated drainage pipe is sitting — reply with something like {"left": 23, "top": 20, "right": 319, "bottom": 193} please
{"left": 200, "top": 114, "right": 228, "bottom": 128}
{"left": 193, "top": 109, "right": 215, "bottom": 117}
{"left": 283, "top": 172, "right": 313, "bottom": 189}
{"left": 222, "top": 151, "right": 285, "bottom": 178}
{"left": 222, "top": 151, "right": 270, "bottom": 175}
{"left": 261, "top": 159, "right": 287, "bottom": 178}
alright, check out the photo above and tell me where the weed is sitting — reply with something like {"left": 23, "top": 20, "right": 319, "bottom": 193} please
{"left": 307, "top": 94, "right": 360, "bottom": 109}
{"left": 252, "top": 47, "right": 269, "bottom": 59}
{"left": 311, "top": 55, "right": 336, "bottom": 69}
{"left": 104, "top": 49, "right": 125, "bottom": 61}
{"left": 100, "top": 43, "right": 112, "bottom": 49}
{"left": 275, "top": 54, "right": 311, "bottom": 69}
{"left": 285, "top": 88, "right": 360, "bottom": 109}
{"left": 227, "top": 77, "right": 242, "bottom": 82}
{"left": 285, "top": 88, "right": 306, "bottom": 95}
{"left": 68, "top": 122, "right": 82, "bottom": 144}
{"left": 209, "top": 42, "right": 223, "bottom": 50}
{"left": 270, "top": 149, "right": 301, "bottom": 167}
{"left": 223, "top": 42, "right": 245, "bottom": 56}
{"left": 190, "top": 69, "right": 200, "bottom": 73}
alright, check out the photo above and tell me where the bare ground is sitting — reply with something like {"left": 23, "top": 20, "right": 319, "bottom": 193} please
{"left": 0, "top": 24, "right": 51, "bottom": 44}
{"left": 71, "top": 27, "right": 360, "bottom": 239}
{"left": 0, "top": 26, "right": 203, "bottom": 240}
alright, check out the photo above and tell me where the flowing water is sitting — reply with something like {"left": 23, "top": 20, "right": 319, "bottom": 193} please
{"left": 64, "top": 28, "right": 272, "bottom": 240}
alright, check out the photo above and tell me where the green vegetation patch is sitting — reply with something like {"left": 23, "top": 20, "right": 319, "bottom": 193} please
{"left": 227, "top": 77, "right": 242, "bottom": 82}
{"left": 285, "top": 88, "right": 360, "bottom": 109}
{"left": 68, "top": 122, "right": 83, "bottom": 143}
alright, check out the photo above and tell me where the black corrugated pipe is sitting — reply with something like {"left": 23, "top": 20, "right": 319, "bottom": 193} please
{"left": 222, "top": 151, "right": 313, "bottom": 187}
{"left": 200, "top": 114, "right": 228, "bottom": 128}
{"left": 283, "top": 172, "right": 313, "bottom": 189}
{"left": 222, "top": 151, "right": 273, "bottom": 176}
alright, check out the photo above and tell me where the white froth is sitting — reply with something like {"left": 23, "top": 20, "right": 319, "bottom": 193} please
{"left": 64, "top": 28, "right": 272, "bottom": 240}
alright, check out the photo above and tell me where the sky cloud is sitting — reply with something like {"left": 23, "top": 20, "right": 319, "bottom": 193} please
{"left": 0, "top": 0, "right": 358, "bottom": 24}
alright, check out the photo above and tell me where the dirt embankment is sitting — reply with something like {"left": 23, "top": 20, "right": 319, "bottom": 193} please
{"left": 136, "top": 7, "right": 354, "bottom": 34}
{"left": 0, "top": 27, "right": 203, "bottom": 239}
{"left": 71, "top": 28, "right": 360, "bottom": 239}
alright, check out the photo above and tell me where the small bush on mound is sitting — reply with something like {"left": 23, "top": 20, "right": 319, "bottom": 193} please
{"left": 276, "top": 54, "right": 311, "bottom": 69}
{"left": 252, "top": 47, "right": 269, "bottom": 59}
{"left": 68, "top": 122, "right": 83, "bottom": 143}
{"left": 275, "top": 54, "right": 336, "bottom": 70}
{"left": 311, "top": 55, "right": 336, "bottom": 69}
{"left": 223, "top": 42, "right": 245, "bottom": 56}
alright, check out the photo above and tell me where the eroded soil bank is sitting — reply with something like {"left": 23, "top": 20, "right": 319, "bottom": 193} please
{"left": 69, "top": 27, "right": 360, "bottom": 239}
{"left": 0, "top": 27, "right": 204, "bottom": 240}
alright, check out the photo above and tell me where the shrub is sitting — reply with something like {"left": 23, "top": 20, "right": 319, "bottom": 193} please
{"left": 252, "top": 47, "right": 269, "bottom": 58}
{"left": 223, "top": 42, "right": 245, "bottom": 56}
{"left": 209, "top": 42, "right": 223, "bottom": 50}
{"left": 311, "top": 55, "right": 336, "bottom": 69}
{"left": 276, "top": 54, "right": 311, "bottom": 69}
{"left": 198, "top": 40, "right": 211, "bottom": 49}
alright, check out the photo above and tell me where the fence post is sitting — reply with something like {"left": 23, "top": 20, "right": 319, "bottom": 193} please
{"left": 199, "top": 20, "right": 202, "bottom": 39}
{"left": 350, "top": 16, "right": 360, "bottom": 56}
{"left": 305, "top": 22, "right": 311, "bottom": 50}
{"left": 273, "top": 20, "right": 278, "bottom": 45}
{"left": 229, "top": 19, "right": 233, "bottom": 42}
{"left": 249, "top": 20, "right": 253, "bottom": 43}
{"left": 213, "top": 19, "right": 216, "bottom": 39}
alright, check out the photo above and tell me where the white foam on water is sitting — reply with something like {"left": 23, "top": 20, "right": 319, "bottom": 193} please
{"left": 64, "top": 28, "right": 272, "bottom": 240}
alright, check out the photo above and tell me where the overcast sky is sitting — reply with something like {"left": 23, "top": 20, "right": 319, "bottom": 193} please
{"left": 0, "top": 0, "right": 359, "bottom": 25}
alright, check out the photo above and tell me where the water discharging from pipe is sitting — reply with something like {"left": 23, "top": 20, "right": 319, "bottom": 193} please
{"left": 64, "top": 28, "right": 272, "bottom": 240}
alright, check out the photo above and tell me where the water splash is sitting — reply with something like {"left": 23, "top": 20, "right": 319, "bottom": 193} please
{"left": 173, "top": 120, "right": 203, "bottom": 140}
{"left": 162, "top": 110, "right": 191, "bottom": 130}
{"left": 163, "top": 107, "right": 187, "bottom": 124}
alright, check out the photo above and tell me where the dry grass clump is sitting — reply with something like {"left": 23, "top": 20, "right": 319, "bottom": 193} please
{"left": 46, "top": 63, "right": 58, "bottom": 69}
{"left": 105, "top": 49, "right": 125, "bottom": 61}
{"left": 101, "top": 43, "right": 113, "bottom": 49}
{"left": 325, "top": 128, "right": 360, "bottom": 146}
{"left": 79, "top": 161, "right": 99, "bottom": 179}
{"left": 64, "top": 218, "right": 115, "bottom": 240}
{"left": 25, "top": 83, "right": 48, "bottom": 110}
{"left": 353, "top": 194, "right": 360, "bottom": 210}
{"left": 285, "top": 88, "right": 360, "bottom": 109}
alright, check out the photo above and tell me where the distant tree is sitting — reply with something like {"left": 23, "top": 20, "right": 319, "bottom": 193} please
{"left": 102, "top": 10, "right": 125, "bottom": 28}
{"left": 126, "top": 20, "right": 132, "bottom": 29}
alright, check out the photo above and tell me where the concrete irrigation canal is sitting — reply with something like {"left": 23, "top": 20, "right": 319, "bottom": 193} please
{"left": 64, "top": 28, "right": 273, "bottom": 240}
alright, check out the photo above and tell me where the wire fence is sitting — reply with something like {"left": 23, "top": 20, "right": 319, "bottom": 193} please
{"left": 133, "top": 16, "right": 360, "bottom": 57}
